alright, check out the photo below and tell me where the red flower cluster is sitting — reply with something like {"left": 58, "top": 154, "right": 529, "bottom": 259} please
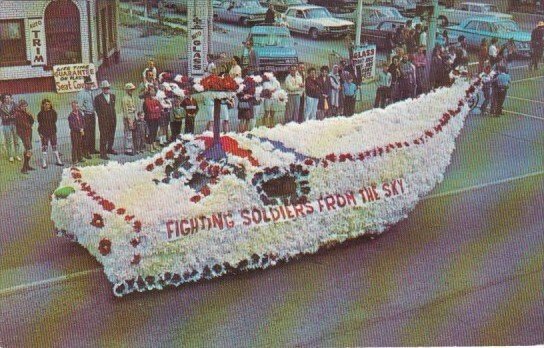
{"left": 131, "top": 254, "right": 141, "bottom": 265}
{"left": 146, "top": 163, "right": 154, "bottom": 172}
{"left": 98, "top": 238, "right": 111, "bottom": 256}
{"left": 155, "top": 158, "right": 164, "bottom": 166}
{"left": 130, "top": 237, "right": 141, "bottom": 248}
{"left": 100, "top": 199, "right": 115, "bottom": 212}
{"left": 200, "top": 74, "right": 238, "bottom": 92}
{"left": 133, "top": 220, "right": 142, "bottom": 233}
{"left": 91, "top": 213, "right": 105, "bottom": 228}
{"left": 190, "top": 195, "right": 201, "bottom": 203}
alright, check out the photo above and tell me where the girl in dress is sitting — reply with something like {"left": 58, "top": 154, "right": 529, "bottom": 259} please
{"left": 37, "top": 99, "right": 63, "bottom": 168}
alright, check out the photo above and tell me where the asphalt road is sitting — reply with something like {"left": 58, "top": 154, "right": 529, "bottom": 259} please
{"left": 0, "top": 66, "right": 543, "bottom": 346}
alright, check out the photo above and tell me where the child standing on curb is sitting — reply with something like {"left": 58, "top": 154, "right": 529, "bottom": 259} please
{"left": 133, "top": 112, "right": 149, "bottom": 154}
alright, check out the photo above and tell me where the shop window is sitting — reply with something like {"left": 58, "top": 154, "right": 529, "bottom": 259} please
{"left": 45, "top": 0, "right": 82, "bottom": 65}
{"left": 0, "top": 19, "right": 27, "bottom": 65}
{"left": 108, "top": 5, "right": 115, "bottom": 46}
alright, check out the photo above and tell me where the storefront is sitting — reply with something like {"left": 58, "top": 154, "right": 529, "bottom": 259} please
{"left": 0, "top": 0, "right": 120, "bottom": 93}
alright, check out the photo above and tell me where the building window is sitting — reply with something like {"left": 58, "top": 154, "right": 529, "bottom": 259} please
{"left": 45, "top": 0, "right": 82, "bottom": 65}
{"left": 0, "top": 19, "right": 27, "bottom": 65}
{"left": 108, "top": 5, "right": 115, "bottom": 47}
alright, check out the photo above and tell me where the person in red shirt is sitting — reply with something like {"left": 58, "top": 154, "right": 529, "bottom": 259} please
{"left": 142, "top": 87, "right": 163, "bottom": 151}
{"left": 181, "top": 91, "right": 199, "bottom": 134}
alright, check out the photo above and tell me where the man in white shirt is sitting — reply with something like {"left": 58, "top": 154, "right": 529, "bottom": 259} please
{"left": 488, "top": 38, "right": 499, "bottom": 67}
{"left": 284, "top": 65, "right": 304, "bottom": 124}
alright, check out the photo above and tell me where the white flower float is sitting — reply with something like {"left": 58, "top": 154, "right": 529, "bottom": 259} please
{"left": 51, "top": 78, "right": 481, "bottom": 296}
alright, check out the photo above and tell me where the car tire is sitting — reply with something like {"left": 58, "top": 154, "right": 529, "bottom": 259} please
{"left": 240, "top": 17, "right": 249, "bottom": 27}
{"left": 309, "top": 28, "right": 319, "bottom": 40}
{"left": 438, "top": 16, "right": 449, "bottom": 27}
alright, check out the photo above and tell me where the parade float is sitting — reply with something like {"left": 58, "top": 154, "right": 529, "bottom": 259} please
{"left": 52, "top": 73, "right": 480, "bottom": 297}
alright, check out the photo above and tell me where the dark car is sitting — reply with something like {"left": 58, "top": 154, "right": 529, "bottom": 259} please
{"left": 360, "top": 19, "right": 445, "bottom": 49}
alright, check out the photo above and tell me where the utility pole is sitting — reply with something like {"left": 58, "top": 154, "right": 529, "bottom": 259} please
{"left": 355, "top": 0, "right": 364, "bottom": 47}
{"left": 424, "top": 0, "right": 438, "bottom": 91}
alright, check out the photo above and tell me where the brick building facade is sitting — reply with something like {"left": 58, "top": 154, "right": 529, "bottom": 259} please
{"left": 0, "top": 0, "right": 120, "bottom": 93}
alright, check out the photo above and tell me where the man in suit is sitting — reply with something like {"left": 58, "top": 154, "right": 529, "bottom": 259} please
{"left": 94, "top": 80, "right": 117, "bottom": 160}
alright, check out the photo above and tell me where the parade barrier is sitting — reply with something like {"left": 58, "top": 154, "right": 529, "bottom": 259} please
{"left": 52, "top": 77, "right": 480, "bottom": 296}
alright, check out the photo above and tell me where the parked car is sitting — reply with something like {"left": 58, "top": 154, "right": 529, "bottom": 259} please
{"left": 359, "top": 18, "right": 444, "bottom": 50}
{"left": 259, "top": 0, "right": 307, "bottom": 13}
{"left": 437, "top": 2, "right": 512, "bottom": 27}
{"left": 306, "top": 0, "right": 358, "bottom": 14}
{"left": 334, "top": 5, "right": 408, "bottom": 27}
{"left": 213, "top": 0, "right": 268, "bottom": 26}
{"left": 446, "top": 17, "right": 531, "bottom": 57}
{"left": 372, "top": 0, "right": 417, "bottom": 17}
{"left": 242, "top": 25, "right": 299, "bottom": 74}
{"left": 283, "top": 5, "right": 355, "bottom": 39}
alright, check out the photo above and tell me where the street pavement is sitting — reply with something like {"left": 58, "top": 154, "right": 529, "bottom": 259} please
{"left": 0, "top": 9, "right": 543, "bottom": 347}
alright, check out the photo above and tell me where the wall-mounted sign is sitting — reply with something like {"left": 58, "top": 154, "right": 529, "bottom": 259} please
{"left": 53, "top": 63, "right": 98, "bottom": 93}
{"left": 28, "top": 18, "right": 47, "bottom": 66}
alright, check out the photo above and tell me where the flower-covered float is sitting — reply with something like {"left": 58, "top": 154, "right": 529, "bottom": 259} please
{"left": 52, "top": 76, "right": 480, "bottom": 297}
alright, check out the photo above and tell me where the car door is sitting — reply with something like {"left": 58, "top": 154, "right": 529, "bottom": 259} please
{"left": 285, "top": 9, "right": 300, "bottom": 32}
{"left": 294, "top": 10, "right": 307, "bottom": 33}
{"left": 477, "top": 21, "right": 496, "bottom": 46}
{"left": 462, "top": 20, "right": 481, "bottom": 47}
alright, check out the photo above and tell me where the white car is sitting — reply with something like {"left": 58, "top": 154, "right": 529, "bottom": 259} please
{"left": 437, "top": 2, "right": 512, "bottom": 26}
{"left": 284, "top": 5, "right": 355, "bottom": 39}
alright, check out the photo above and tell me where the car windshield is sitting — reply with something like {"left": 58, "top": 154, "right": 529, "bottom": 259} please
{"left": 251, "top": 33, "right": 294, "bottom": 47}
{"left": 397, "top": 0, "right": 415, "bottom": 6}
{"left": 495, "top": 20, "right": 519, "bottom": 32}
{"left": 306, "top": 8, "right": 332, "bottom": 18}
{"left": 484, "top": 4, "right": 499, "bottom": 12}
{"left": 382, "top": 8, "right": 403, "bottom": 18}
{"left": 242, "top": 1, "right": 262, "bottom": 7}
{"left": 286, "top": 0, "right": 304, "bottom": 4}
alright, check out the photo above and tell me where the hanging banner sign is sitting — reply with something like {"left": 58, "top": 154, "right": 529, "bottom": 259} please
{"left": 187, "top": 0, "right": 211, "bottom": 77}
{"left": 52, "top": 63, "right": 98, "bottom": 93}
{"left": 352, "top": 44, "right": 377, "bottom": 82}
{"left": 28, "top": 18, "right": 47, "bottom": 66}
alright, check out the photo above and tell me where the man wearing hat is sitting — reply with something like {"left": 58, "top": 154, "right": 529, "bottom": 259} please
{"left": 530, "top": 21, "right": 544, "bottom": 71}
{"left": 76, "top": 76, "right": 98, "bottom": 156}
{"left": 122, "top": 82, "right": 137, "bottom": 156}
{"left": 94, "top": 80, "right": 117, "bottom": 160}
